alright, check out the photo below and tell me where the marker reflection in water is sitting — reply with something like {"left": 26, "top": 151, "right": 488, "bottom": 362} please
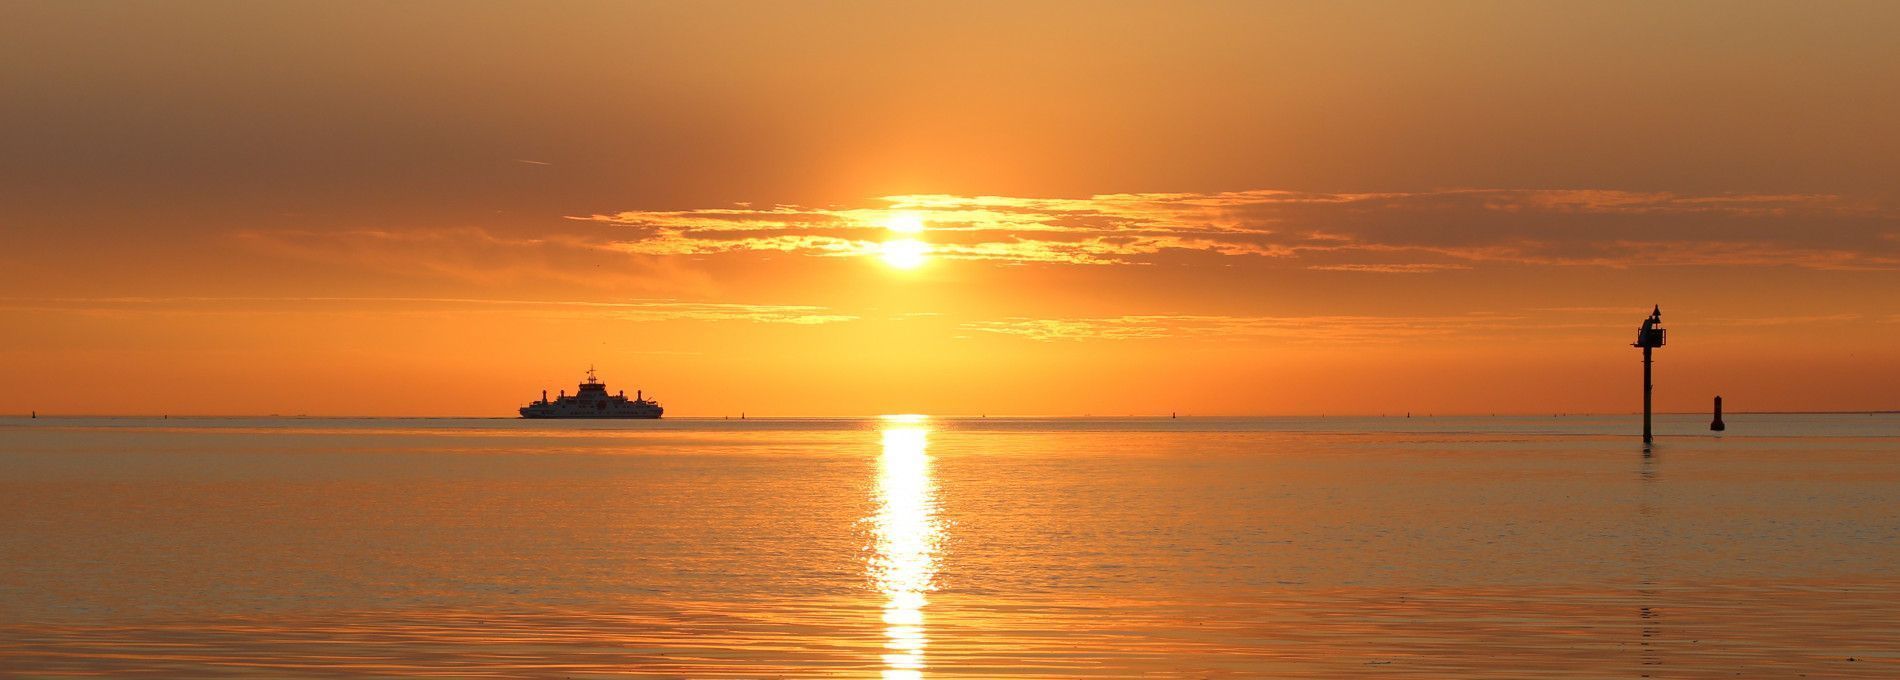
{"left": 870, "top": 416, "right": 941, "bottom": 679}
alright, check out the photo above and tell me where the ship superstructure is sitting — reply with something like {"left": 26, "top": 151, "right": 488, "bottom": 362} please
{"left": 519, "top": 367, "right": 663, "bottom": 419}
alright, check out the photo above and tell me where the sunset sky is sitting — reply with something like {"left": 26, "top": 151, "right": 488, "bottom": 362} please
{"left": 4, "top": 1, "right": 1899, "bottom": 416}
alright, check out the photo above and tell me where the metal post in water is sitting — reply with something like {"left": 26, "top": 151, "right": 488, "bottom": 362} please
{"left": 1632, "top": 306, "right": 1665, "bottom": 446}
{"left": 1643, "top": 345, "right": 1653, "bottom": 444}
{"left": 1711, "top": 395, "right": 1726, "bottom": 431}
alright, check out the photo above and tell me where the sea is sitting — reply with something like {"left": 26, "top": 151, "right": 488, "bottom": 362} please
{"left": 1, "top": 414, "right": 1896, "bottom": 678}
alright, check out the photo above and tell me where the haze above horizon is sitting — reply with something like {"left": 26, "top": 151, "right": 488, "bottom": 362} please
{"left": 4, "top": 1, "right": 1899, "bottom": 417}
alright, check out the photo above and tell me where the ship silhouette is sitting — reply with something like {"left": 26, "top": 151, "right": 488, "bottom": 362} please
{"left": 519, "top": 367, "right": 663, "bottom": 419}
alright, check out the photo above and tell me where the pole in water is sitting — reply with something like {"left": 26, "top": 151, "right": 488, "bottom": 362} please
{"left": 1643, "top": 345, "right": 1653, "bottom": 443}
{"left": 1632, "top": 305, "right": 1665, "bottom": 445}
{"left": 1710, "top": 395, "right": 1726, "bottom": 431}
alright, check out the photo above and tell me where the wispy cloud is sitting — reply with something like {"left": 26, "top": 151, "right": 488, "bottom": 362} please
{"left": 962, "top": 313, "right": 1532, "bottom": 343}
{"left": 0, "top": 296, "right": 855, "bottom": 325}
{"left": 1700, "top": 313, "right": 1863, "bottom": 326}
{"left": 963, "top": 309, "right": 1882, "bottom": 343}
{"left": 233, "top": 228, "right": 712, "bottom": 293}
{"left": 575, "top": 188, "right": 1899, "bottom": 270}
{"left": 1307, "top": 263, "right": 1473, "bottom": 274}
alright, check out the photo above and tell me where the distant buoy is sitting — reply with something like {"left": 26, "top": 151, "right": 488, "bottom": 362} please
{"left": 1711, "top": 395, "right": 1726, "bottom": 432}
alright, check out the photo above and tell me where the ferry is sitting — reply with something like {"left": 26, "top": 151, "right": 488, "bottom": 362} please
{"left": 519, "top": 367, "right": 663, "bottom": 419}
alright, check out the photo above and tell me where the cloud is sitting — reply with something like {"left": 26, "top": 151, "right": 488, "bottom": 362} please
{"left": 575, "top": 188, "right": 1900, "bottom": 270}
{"left": 233, "top": 227, "right": 712, "bottom": 293}
{"left": 1699, "top": 313, "right": 1863, "bottom": 326}
{"left": 962, "top": 309, "right": 1887, "bottom": 343}
{"left": 962, "top": 313, "right": 1531, "bottom": 343}
{"left": 1308, "top": 263, "right": 1473, "bottom": 274}
{"left": 0, "top": 296, "right": 856, "bottom": 325}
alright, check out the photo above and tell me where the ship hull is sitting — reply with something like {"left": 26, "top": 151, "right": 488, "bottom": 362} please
{"left": 519, "top": 407, "right": 663, "bottom": 419}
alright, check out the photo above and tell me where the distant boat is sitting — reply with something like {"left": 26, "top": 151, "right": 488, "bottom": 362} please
{"left": 520, "top": 367, "right": 663, "bottom": 419}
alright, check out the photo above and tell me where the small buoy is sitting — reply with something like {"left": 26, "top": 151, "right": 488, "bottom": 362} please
{"left": 1710, "top": 395, "right": 1726, "bottom": 432}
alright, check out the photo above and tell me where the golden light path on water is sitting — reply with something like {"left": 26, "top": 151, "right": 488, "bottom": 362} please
{"left": 870, "top": 415, "right": 941, "bottom": 679}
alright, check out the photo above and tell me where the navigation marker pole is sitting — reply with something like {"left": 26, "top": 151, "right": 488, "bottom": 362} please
{"left": 1632, "top": 306, "right": 1666, "bottom": 446}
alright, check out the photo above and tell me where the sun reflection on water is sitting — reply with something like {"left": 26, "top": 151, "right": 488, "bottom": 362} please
{"left": 870, "top": 417, "right": 941, "bottom": 679}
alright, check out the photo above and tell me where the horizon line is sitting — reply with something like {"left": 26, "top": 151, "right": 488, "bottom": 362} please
{"left": 7, "top": 410, "right": 1899, "bottom": 420}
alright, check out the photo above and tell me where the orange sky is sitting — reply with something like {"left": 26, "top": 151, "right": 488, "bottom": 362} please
{"left": 3, "top": 1, "right": 1899, "bottom": 416}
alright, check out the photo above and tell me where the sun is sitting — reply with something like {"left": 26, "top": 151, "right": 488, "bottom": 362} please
{"left": 880, "top": 239, "right": 930, "bottom": 269}
{"left": 885, "top": 213, "right": 926, "bottom": 234}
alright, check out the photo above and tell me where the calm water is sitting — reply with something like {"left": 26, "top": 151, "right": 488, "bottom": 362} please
{"left": 1, "top": 414, "right": 1897, "bottom": 677}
